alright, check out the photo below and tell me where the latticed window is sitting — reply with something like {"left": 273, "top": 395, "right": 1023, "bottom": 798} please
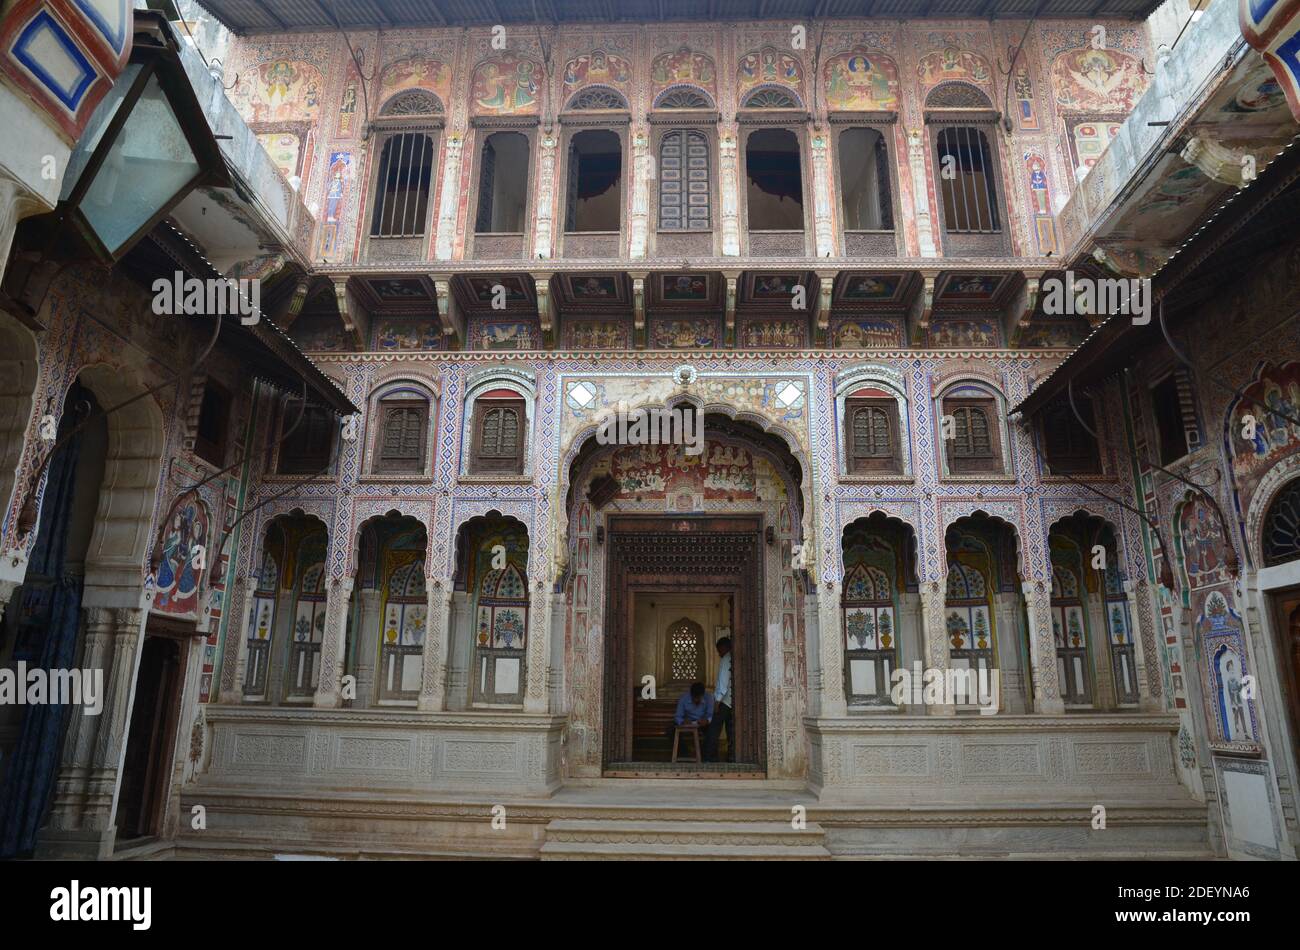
{"left": 1042, "top": 401, "right": 1100, "bottom": 475}
{"left": 377, "top": 400, "right": 427, "bottom": 473}
{"left": 845, "top": 398, "right": 898, "bottom": 474}
{"left": 566, "top": 87, "right": 628, "bottom": 110}
{"left": 742, "top": 87, "right": 799, "bottom": 109}
{"left": 1263, "top": 479, "right": 1300, "bottom": 566}
{"left": 669, "top": 620, "right": 704, "bottom": 682}
{"left": 945, "top": 399, "right": 1001, "bottom": 475}
{"left": 951, "top": 406, "right": 992, "bottom": 458}
{"left": 472, "top": 398, "right": 526, "bottom": 474}
{"left": 658, "top": 129, "right": 710, "bottom": 230}
{"left": 657, "top": 88, "right": 712, "bottom": 109}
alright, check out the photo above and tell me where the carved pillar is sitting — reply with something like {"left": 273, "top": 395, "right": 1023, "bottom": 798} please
{"left": 418, "top": 582, "right": 453, "bottom": 712}
{"left": 353, "top": 588, "right": 382, "bottom": 708}
{"left": 313, "top": 575, "right": 355, "bottom": 709}
{"left": 525, "top": 581, "right": 553, "bottom": 714}
{"left": 994, "top": 592, "right": 1028, "bottom": 713}
{"left": 818, "top": 581, "right": 846, "bottom": 717}
{"left": 433, "top": 132, "right": 465, "bottom": 261}
{"left": 718, "top": 127, "right": 741, "bottom": 256}
{"left": 1086, "top": 596, "right": 1117, "bottom": 710}
{"left": 218, "top": 574, "right": 256, "bottom": 704}
{"left": 1022, "top": 579, "right": 1065, "bottom": 714}
{"left": 38, "top": 607, "right": 145, "bottom": 859}
{"left": 1128, "top": 579, "right": 1162, "bottom": 712}
{"left": 533, "top": 128, "right": 559, "bottom": 259}
{"left": 919, "top": 581, "right": 954, "bottom": 715}
{"left": 809, "top": 128, "right": 835, "bottom": 258}
{"left": 629, "top": 125, "right": 651, "bottom": 259}
{"left": 906, "top": 128, "right": 939, "bottom": 258}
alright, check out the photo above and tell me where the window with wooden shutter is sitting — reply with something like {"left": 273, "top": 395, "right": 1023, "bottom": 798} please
{"left": 376, "top": 399, "right": 428, "bottom": 474}
{"left": 278, "top": 406, "right": 335, "bottom": 475}
{"left": 194, "top": 381, "right": 231, "bottom": 467}
{"left": 1041, "top": 401, "right": 1100, "bottom": 475}
{"left": 471, "top": 398, "right": 526, "bottom": 474}
{"left": 944, "top": 398, "right": 1002, "bottom": 474}
{"left": 845, "top": 398, "right": 899, "bottom": 474}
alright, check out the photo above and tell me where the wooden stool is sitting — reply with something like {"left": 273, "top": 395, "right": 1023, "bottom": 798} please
{"left": 671, "top": 725, "right": 702, "bottom": 763}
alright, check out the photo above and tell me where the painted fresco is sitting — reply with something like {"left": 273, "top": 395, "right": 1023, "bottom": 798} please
{"left": 1014, "top": 66, "right": 1039, "bottom": 130}
{"left": 662, "top": 274, "right": 709, "bottom": 300}
{"left": 1025, "top": 151, "right": 1059, "bottom": 255}
{"left": 832, "top": 317, "right": 901, "bottom": 348}
{"left": 917, "top": 47, "right": 991, "bottom": 89}
{"left": 609, "top": 440, "right": 783, "bottom": 501}
{"left": 841, "top": 275, "right": 900, "bottom": 300}
{"left": 378, "top": 56, "right": 451, "bottom": 107}
{"left": 563, "top": 49, "right": 632, "bottom": 94}
{"left": 738, "top": 46, "right": 803, "bottom": 96}
{"left": 290, "top": 313, "right": 351, "bottom": 351}
{"left": 234, "top": 60, "right": 323, "bottom": 122}
{"left": 929, "top": 320, "right": 1000, "bottom": 348}
{"left": 650, "top": 318, "right": 719, "bottom": 349}
{"left": 566, "top": 320, "right": 628, "bottom": 349}
{"left": 1051, "top": 48, "right": 1145, "bottom": 113}
{"left": 1017, "top": 321, "right": 1085, "bottom": 348}
{"left": 1067, "top": 117, "right": 1123, "bottom": 181}
{"left": 651, "top": 46, "right": 717, "bottom": 96}
{"left": 1230, "top": 361, "right": 1300, "bottom": 483}
{"left": 374, "top": 320, "right": 442, "bottom": 351}
{"left": 740, "top": 319, "right": 805, "bottom": 349}
{"left": 823, "top": 48, "right": 899, "bottom": 111}
{"left": 318, "top": 151, "right": 352, "bottom": 259}
{"left": 938, "top": 274, "right": 1002, "bottom": 300}
{"left": 472, "top": 54, "right": 542, "bottom": 115}
{"left": 154, "top": 494, "right": 209, "bottom": 616}
{"left": 475, "top": 320, "right": 538, "bottom": 350}
{"left": 468, "top": 276, "right": 529, "bottom": 302}
{"left": 257, "top": 131, "right": 303, "bottom": 179}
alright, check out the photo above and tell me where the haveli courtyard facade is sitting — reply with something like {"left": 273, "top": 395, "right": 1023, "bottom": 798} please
{"left": 0, "top": 0, "right": 1297, "bottom": 859}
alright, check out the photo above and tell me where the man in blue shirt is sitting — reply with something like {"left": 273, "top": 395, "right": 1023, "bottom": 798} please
{"left": 673, "top": 682, "right": 713, "bottom": 729}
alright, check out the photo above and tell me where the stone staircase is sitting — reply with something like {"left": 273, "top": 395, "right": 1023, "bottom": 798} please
{"left": 539, "top": 817, "right": 832, "bottom": 860}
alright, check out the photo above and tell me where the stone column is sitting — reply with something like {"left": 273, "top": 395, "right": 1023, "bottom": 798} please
{"left": 525, "top": 581, "right": 553, "bottom": 714}
{"left": 905, "top": 128, "right": 939, "bottom": 258}
{"left": 629, "top": 124, "right": 651, "bottom": 259}
{"left": 38, "top": 607, "right": 145, "bottom": 860}
{"left": 218, "top": 573, "right": 256, "bottom": 704}
{"left": 717, "top": 125, "right": 742, "bottom": 256}
{"left": 1128, "top": 579, "right": 1163, "bottom": 712}
{"left": 1086, "top": 596, "right": 1117, "bottom": 710}
{"left": 1022, "top": 579, "right": 1065, "bottom": 714}
{"left": 433, "top": 132, "right": 465, "bottom": 261}
{"left": 418, "top": 582, "right": 453, "bottom": 712}
{"left": 818, "top": 581, "right": 846, "bottom": 717}
{"left": 993, "top": 593, "right": 1028, "bottom": 713}
{"left": 532, "top": 129, "right": 559, "bottom": 260}
{"left": 446, "top": 591, "right": 471, "bottom": 711}
{"left": 809, "top": 128, "right": 836, "bottom": 258}
{"left": 353, "top": 588, "right": 382, "bottom": 708}
{"left": 919, "top": 580, "right": 954, "bottom": 715}
{"left": 803, "top": 588, "right": 823, "bottom": 717}
{"left": 313, "top": 575, "right": 354, "bottom": 708}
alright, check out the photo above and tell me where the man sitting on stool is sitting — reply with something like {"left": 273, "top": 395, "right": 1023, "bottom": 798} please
{"left": 669, "top": 682, "right": 713, "bottom": 752}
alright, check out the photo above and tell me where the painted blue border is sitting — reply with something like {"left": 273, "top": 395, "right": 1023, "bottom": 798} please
{"left": 11, "top": 11, "right": 97, "bottom": 114}
{"left": 72, "top": 0, "right": 128, "bottom": 56}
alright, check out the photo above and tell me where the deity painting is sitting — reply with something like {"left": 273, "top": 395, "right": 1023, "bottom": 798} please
{"left": 1179, "top": 501, "right": 1228, "bottom": 589}
{"left": 823, "top": 48, "right": 899, "bottom": 111}
{"left": 940, "top": 275, "right": 1001, "bottom": 300}
{"left": 832, "top": 318, "right": 900, "bottom": 348}
{"left": 917, "top": 47, "right": 991, "bottom": 88}
{"left": 375, "top": 320, "right": 440, "bottom": 351}
{"left": 1214, "top": 646, "right": 1254, "bottom": 743}
{"left": 1231, "top": 361, "right": 1300, "bottom": 477}
{"left": 154, "top": 496, "right": 209, "bottom": 615}
{"left": 479, "top": 321, "right": 535, "bottom": 350}
{"left": 842, "top": 275, "right": 898, "bottom": 300}
{"left": 569, "top": 275, "right": 618, "bottom": 299}
{"left": 740, "top": 320, "right": 803, "bottom": 349}
{"left": 738, "top": 47, "right": 802, "bottom": 90}
{"left": 291, "top": 316, "right": 350, "bottom": 352}
{"left": 1026, "top": 155, "right": 1051, "bottom": 216}
{"left": 563, "top": 49, "right": 632, "bottom": 92}
{"left": 371, "top": 278, "right": 428, "bottom": 301}
{"left": 338, "top": 83, "right": 357, "bottom": 135}
{"left": 651, "top": 47, "right": 716, "bottom": 92}
{"left": 472, "top": 55, "right": 541, "bottom": 115}
{"left": 1015, "top": 66, "right": 1039, "bottom": 129}
{"left": 1052, "top": 48, "right": 1145, "bottom": 113}
{"left": 752, "top": 274, "right": 802, "bottom": 298}
{"left": 379, "top": 57, "right": 449, "bottom": 99}
{"left": 324, "top": 152, "right": 350, "bottom": 225}
{"left": 651, "top": 319, "right": 717, "bottom": 349}
{"left": 567, "top": 321, "right": 625, "bottom": 349}
{"left": 469, "top": 276, "right": 528, "bottom": 302}
{"left": 929, "top": 320, "right": 998, "bottom": 348}
{"left": 241, "top": 60, "right": 323, "bottom": 122}
{"left": 1221, "top": 76, "right": 1284, "bottom": 115}
{"left": 662, "top": 274, "right": 708, "bottom": 300}
{"left": 1017, "top": 321, "right": 1084, "bottom": 348}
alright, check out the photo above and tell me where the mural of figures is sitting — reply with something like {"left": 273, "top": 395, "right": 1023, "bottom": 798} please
{"left": 154, "top": 495, "right": 210, "bottom": 616}
{"left": 607, "top": 441, "right": 783, "bottom": 500}
{"left": 917, "top": 47, "right": 991, "bottom": 89}
{"left": 929, "top": 320, "right": 999, "bottom": 348}
{"left": 1016, "top": 321, "right": 1085, "bottom": 348}
{"left": 1179, "top": 500, "right": 1230, "bottom": 590}
{"left": 378, "top": 56, "right": 451, "bottom": 104}
{"left": 740, "top": 319, "right": 804, "bottom": 349}
{"left": 1231, "top": 361, "right": 1300, "bottom": 483}
{"left": 1197, "top": 591, "right": 1259, "bottom": 749}
{"left": 566, "top": 320, "right": 627, "bottom": 349}
{"left": 477, "top": 320, "right": 538, "bottom": 350}
{"left": 651, "top": 46, "right": 717, "bottom": 95}
{"left": 1015, "top": 66, "right": 1039, "bottom": 129}
{"left": 1025, "top": 152, "right": 1059, "bottom": 255}
{"left": 236, "top": 60, "right": 324, "bottom": 122}
{"left": 563, "top": 49, "right": 632, "bottom": 94}
{"left": 832, "top": 318, "right": 901, "bottom": 348}
{"left": 337, "top": 81, "right": 357, "bottom": 136}
{"left": 318, "top": 151, "right": 351, "bottom": 259}
{"left": 650, "top": 318, "right": 718, "bottom": 349}
{"left": 472, "top": 55, "right": 541, "bottom": 115}
{"left": 374, "top": 320, "right": 441, "bottom": 350}
{"left": 1051, "top": 48, "right": 1146, "bottom": 113}
{"left": 738, "top": 46, "right": 803, "bottom": 93}
{"left": 823, "top": 47, "right": 899, "bottom": 111}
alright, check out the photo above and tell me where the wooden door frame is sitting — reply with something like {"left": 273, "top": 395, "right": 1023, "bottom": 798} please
{"left": 602, "top": 515, "right": 766, "bottom": 770}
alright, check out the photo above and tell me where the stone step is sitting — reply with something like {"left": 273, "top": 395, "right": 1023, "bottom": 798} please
{"left": 540, "top": 818, "right": 832, "bottom": 860}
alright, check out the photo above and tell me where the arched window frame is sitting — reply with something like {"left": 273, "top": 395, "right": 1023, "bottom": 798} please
{"left": 943, "top": 553, "right": 997, "bottom": 702}
{"left": 460, "top": 368, "right": 537, "bottom": 480}
{"left": 835, "top": 365, "right": 912, "bottom": 479}
{"left": 740, "top": 123, "right": 809, "bottom": 253}
{"left": 936, "top": 378, "right": 1012, "bottom": 479}
{"left": 363, "top": 92, "right": 445, "bottom": 257}
{"left": 655, "top": 127, "right": 713, "bottom": 233}
{"left": 831, "top": 122, "right": 899, "bottom": 257}
{"left": 841, "top": 561, "right": 897, "bottom": 705}
{"left": 558, "top": 123, "right": 628, "bottom": 256}
{"left": 469, "top": 128, "right": 536, "bottom": 259}
{"left": 924, "top": 83, "right": 1009, "bottom": 257}
{"left": 378, "top": 555, "right": 427, "bottom": 703}
{"left": 284, "top": 548, "right": 327, "bottom": 703}
{"left": 1049, "top": 551, "right": 1094, "bottom": 707}
{"left": 364, "top": 379, "right": 438, "bottom": 479}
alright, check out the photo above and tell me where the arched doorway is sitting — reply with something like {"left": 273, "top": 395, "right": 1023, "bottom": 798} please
{"left": 451, "top": 512, "right": 530, "bottom": 709}
{"left": 351, "top": 514, "right": 428, "bottom": 706}
{"left": 563, "top": 411, "right": 807, "bottom": 777}
{"left": 1261, "top": 478, "right": 1300, "bottom": 758}
{"left": 840, "top": 513, "right": 920, "bottom": 707}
